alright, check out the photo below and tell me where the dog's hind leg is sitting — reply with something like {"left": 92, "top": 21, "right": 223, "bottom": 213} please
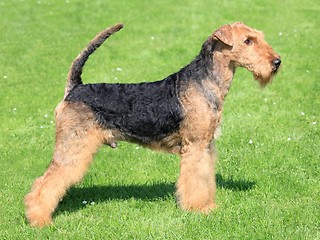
{"left": 24, "top": 102, "right": 104, "bottom": 227}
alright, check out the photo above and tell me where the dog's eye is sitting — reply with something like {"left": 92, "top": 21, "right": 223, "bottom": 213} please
{"left": 244, "top": 38, "right": 253, "bottom": 45}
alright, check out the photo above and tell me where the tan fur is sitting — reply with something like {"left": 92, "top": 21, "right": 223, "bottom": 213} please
{"left": 175, "top": 84, "right": 219, "bottom": 212}
{"left": 25, "top": 102, "right": 105, "bottom": 227}
{"left": 177, "top": 143, "right": 216, "bottom": 213}
{"left": 216, "top": 22, "right": 280, "bottom": 87}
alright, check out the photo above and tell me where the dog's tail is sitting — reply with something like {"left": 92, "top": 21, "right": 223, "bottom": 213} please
{"left": 64, "top": 23, "right": 124, "bottom": 98}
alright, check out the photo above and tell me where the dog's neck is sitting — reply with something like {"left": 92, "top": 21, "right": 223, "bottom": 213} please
{"left": 180, "top": 38, "right": 236, "bottom": 100}
{"left": 211, "top": 46, "right": 236, "bottom": 99}
{"left": 174, "top": 39, "right": 236, "bottom": 113}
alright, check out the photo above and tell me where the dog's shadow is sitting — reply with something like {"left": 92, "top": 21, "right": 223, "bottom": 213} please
{"left": 56, "top": 174, "right": 255, "bottom": 214}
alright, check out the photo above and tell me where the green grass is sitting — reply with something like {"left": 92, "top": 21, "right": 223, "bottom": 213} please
{"left": 1, "top": 0, "right": 319, "bottom": 239}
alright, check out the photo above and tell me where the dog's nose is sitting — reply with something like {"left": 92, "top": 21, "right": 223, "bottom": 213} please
{"left": 273, "top": 58, "right": 281, "bottom": 70}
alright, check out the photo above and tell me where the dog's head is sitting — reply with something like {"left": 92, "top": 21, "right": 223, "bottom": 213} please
{"left": 213, "top": 22, "right": 281, "bottom": 87}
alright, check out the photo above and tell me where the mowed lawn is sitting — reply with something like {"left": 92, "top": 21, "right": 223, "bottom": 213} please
{"left": 0, "top": 0, "right": 319, "bottom": 239}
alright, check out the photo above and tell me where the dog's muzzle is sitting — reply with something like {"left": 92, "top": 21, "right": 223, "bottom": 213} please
{"left": 272, "top": 58, "right": 281, "bottom": 73}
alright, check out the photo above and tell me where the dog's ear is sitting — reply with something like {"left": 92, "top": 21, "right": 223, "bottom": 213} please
{"left": 213, "top": 24, "right": 233, "bottom": 47}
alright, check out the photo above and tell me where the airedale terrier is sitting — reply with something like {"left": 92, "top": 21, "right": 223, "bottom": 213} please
{"left": 25, "top": 22, "right": 281, "bottom": 227}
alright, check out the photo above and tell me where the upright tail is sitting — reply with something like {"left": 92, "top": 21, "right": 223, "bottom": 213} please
{"left": 64, "top": 23, "right": 124, "bottom": 98}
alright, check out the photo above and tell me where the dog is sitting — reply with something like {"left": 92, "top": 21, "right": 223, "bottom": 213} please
{"left": 25, "top": 22, "right": 281, "bottom": 227}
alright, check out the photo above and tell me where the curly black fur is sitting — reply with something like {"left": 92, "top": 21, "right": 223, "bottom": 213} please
{"left": 65, "top": 26, "right": 221, "bottom": 144}
{"left": 65, "top": 77, "right": 183, "bottom": 144}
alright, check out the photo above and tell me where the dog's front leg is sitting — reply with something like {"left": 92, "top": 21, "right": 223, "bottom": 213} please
{"left": 176, "top": 143, "right": 216, "bottom": 213}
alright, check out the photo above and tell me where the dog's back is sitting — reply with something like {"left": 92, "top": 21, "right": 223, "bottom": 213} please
{"left": 65, "top": 77, "right": 183, "bottom": 144}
